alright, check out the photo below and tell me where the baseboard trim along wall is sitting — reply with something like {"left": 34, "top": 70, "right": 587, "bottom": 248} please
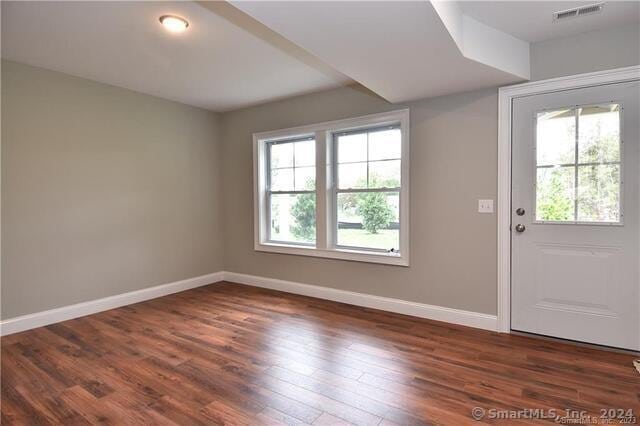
{"left": 1, "top": 270, "right": 498, "bottom": 336}
{"left": 224, "top": 272, "right": 498, "bottom": 332}
{"left": 0, "top": 272, "right": 225, "bottom": 336}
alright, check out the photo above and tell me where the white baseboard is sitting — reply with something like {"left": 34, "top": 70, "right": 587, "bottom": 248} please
{"left": 0, "top": 272, "right": 225, "bottom": 336}
{"left": 223, "top": 272, "right": 498, "bottom": 331}
{"left": 1, "top": 270, "right": 497, "bottom": 336}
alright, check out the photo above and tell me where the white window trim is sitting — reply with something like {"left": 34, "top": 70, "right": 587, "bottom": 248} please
{"left": 253, "top": 109, "right": 410, "bottom": 266}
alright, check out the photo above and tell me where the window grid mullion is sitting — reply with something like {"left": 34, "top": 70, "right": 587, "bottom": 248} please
{"left": 366, "top": 131, "right": 370, "bottom": 189}
{"left": 336, "top": 188, "right": 400, "bottom": 194}
{"left": 269, "top": 190, "right": 315, "bottom": 195}
{"left": 574, "top": 108, "right": 579, "bottom": 221}
{"left": 292, "top": 143, "right": 296, "bottom": 191}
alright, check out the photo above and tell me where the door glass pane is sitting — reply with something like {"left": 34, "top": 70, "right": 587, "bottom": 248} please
{"left": 270, "top": 168, "right": 294, "bottom": 191}
{"left": 536, "top": 166, "right": 575, "bottom": 222}
{"left": 578, "top": 104, "right": 620, "bottom": 164}
{"left": 536, "top": 109, "right": 576, "bottom": 166}
{"left": 577, "top": 164, "right": 620, "bottom": 222}
{"left": 337, "top": 192, "right": 399, "bottom": 251}
{"left": 270, "top": 143, "right": 293, "bottom": 168}
{"left": 338, "top": 162, "right": 367, "bottom": 189}
{"left": 369, "top": 128, "right": 401, "bottom": 161}
{"left": 270, "top": 193, "right": 316, "bottom": 244}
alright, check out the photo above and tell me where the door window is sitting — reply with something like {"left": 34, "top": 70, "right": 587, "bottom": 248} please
{"left": 535, "top": 104, "right": 621, "bottom": 223}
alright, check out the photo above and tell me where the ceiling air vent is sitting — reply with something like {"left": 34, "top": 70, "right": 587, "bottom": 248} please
{"left": 553, "top": 3, "right": 604, "bottom": 22}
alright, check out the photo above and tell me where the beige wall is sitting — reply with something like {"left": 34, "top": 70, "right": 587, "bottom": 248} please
{"left": 220, "top": 24, "right": 640, "bottom": 316}
{"left": 531, "top": 24, "right": 639, "bottom": 81}
{"left": 2, "top": 24, "right": 638, "bottom": 319}
{"left": 1, "top": 60, "right": 224, "bottom": 319}
{"left": 222, "top": 86, "right": 499, "bottom": 314}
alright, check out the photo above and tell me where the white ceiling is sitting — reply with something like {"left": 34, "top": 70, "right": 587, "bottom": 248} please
{"left": 0, "top": 1, "right": 350, "bottom": 112}
{"left": 1, "top": 1, "right": 637, "bottom": 112}
{"left": 230, "top": 1, "right": 529, "bottom": 103}
{"left": 460, "top": 1, "right": 640, "bottom": 43}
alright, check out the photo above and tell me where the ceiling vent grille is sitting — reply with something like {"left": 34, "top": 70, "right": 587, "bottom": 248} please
{"left": 553, "top": 3, "right": 604, "bottom": 21}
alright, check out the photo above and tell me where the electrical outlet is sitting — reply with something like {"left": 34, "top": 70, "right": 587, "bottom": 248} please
{"left": 478, "top": 199, "right": 494, "bottom": 213}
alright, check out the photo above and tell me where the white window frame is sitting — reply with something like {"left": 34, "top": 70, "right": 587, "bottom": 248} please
{"left": 253, "top": 109, "right": 410, "bottom": 266}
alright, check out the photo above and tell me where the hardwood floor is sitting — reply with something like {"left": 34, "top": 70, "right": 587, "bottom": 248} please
{"left": 2, "top": 282, "right": 638, "bottom": 425}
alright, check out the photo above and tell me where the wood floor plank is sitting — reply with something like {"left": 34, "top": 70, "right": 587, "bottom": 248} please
{"left": 2, "top": 281, "right": 639, "bottom": 425}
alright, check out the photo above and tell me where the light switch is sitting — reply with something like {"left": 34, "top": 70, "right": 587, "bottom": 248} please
{"left": 478, "top": 199, "right": 494, "bottom": 213}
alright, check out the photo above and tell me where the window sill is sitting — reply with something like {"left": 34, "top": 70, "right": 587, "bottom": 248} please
{"left": 255, "top": 242, "right": 409, "bottom": 266}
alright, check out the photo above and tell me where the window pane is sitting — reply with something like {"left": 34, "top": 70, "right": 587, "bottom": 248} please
{"left": 369, "top": 128, "right": 401, "bottom": 161}
{"left": 337, "top": 192, "right": 399, "bottom": 251}
{"left": 271, "top": 143, "right": 293, "bottom": 168}
{"left": 295, "top": 140, "right": 315, "bottom": 167}
{"left": 337, "top": 133, "right": 367, "bottom": 163}
{"left": 577, "top": 164, "right": 620, "bottom": 222}
{"left": 270, "top": 168, "right": 294, "bottom": 191}
{"left": 295, "top": 166, "right": 316, "bottom": 190}
{"left": 338, "top": 162, "right": 367, "bottom": 189}
{"left": 578, "top": 104, "right": 620, "bottom": 164}
{"left": 270, "top": 193, "right": 316, "bottom": 244}
{"left": 369, "top": 160, "right": 400, "bottom": 188}
{"left": 536, "top": 109, "right": 576, "bottom": 166}
{"left": 536, "top": 166, "right": 575, "bottom": 221}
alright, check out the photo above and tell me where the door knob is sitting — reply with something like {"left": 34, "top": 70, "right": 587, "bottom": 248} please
{"left": 515, "top": 224, "right": 526, "bottom": 233}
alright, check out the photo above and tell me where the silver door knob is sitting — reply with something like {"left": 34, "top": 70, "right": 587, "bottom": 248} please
{"left": 515, "top": 224, "right": 526, "bottom": 233}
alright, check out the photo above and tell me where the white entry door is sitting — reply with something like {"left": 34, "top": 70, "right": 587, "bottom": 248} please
{"left": 511, "top": 80, "right": 640, "bottom": 350}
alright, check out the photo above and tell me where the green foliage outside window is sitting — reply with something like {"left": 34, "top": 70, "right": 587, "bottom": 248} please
{"left": 356, "top": 192, "right": 394, "bottom": 234}
{"left": 290, "top": 192, "right": 316, "bottom": 240}
{"left": 290, "top": 177, "right": 316, "bottom": 241}
{"left": 290, "top": 174, "right": 400, "bottom": 239}
{"left": 537, "top": 169, "right": 574, "bottom": 221}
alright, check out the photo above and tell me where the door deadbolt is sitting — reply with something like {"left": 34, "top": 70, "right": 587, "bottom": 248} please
{"left": 516, "top": 208, "right": 525, "bottom": 216}
{"left": 515, "top": 224, "right": 526, "bottom": 233}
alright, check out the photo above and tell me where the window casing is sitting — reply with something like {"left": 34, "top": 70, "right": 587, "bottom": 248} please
{"left": 254, "top": 109, "right": 410, "bottom": 266}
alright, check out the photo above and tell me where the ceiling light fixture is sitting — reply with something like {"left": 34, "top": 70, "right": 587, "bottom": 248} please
{"left": 159, "top": 15, "right": 189, "bottom": 33}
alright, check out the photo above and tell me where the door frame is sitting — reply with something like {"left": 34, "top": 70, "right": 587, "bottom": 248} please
{"left": 497, "top": 65, "right": 640, "bottom": 333}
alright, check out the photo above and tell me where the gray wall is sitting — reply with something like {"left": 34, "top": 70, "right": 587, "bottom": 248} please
{"left": 222, "top": 86, "right": 499, "bottom": 314}
{"left": 1, "top": 60, "right": 224, "bottom": 319}
{"left": 531, "top": 24, "right": 639, "bottom": 81}
{"left": 220, "top": 24, "right": 640, "bottom": 316}
{"left": 2, "top": 24, "right": 638, "bottom": 319}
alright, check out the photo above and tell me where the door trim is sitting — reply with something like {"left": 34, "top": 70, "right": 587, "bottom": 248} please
{"left": 497, "top": 65, "right": 640, "bottom": 333}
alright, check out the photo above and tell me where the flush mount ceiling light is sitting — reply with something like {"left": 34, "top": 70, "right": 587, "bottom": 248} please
{"left": 159, "top": 15, "right": 189, "bottom": 33}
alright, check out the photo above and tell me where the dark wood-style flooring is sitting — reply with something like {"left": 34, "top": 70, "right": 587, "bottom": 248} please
{"left": 1, "top": 282, "right": 638, "bottom": 425}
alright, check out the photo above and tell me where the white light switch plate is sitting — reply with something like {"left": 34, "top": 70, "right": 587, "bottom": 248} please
{"left": 478, "top": 199, "right": 494, "bottom": 213}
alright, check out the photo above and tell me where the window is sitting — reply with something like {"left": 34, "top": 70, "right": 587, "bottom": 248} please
{"left": 267, "top": 137, "right": 316, "bottom": 245}
{"left": 254, "top": 110, "right": 409, "bottom": 266}
{"left": 334, "top": 126, "right": 401, "bottom": 252}
{"left": 535, "top": 104, "right": 622, "bottom": 224}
